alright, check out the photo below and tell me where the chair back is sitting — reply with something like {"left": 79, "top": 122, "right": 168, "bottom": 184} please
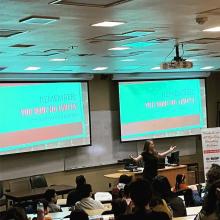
{"left": 9, "top": 178, "right": 31, "bottom": 192}
{"left": 30, "top": 175, "right": 48, "bottom": 189}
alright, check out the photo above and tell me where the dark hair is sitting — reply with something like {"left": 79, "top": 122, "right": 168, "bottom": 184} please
{"left": 143, "top": 140, "right": 153, "bottom": 152}
{"left": 152, "top": 175, "right": 174, "bottom": 199}
{"left": 143, "top": 140, "right": 158, "bottom": 157}
{"left": 76, "top": 175, "right": 86, "bottom": 188}
{"left": 80, "top": 184, "right": 92, "bottom": 198}
{"left": 206, "top": 164, "right": 220, "bottom": 189}
{"left": 44, "top": 189, "right": 56, "bottom": 202}
{"left": 202, "top": 179, "right": 220, "bottom": 216}
{"left": 112, "top": 198, "right": 128, "bottom": 218}
{"left": 119, "top": 175, "right": 132, "bottom": 185}
{"left": 175, "top": 174, "right": 185, "bottom": 191}
{"left": 4, "top": 207, "right": 28, "bottom": 220}
{"left": 128, "top": 179, "right": 152, "bottom": 208}
{"left": 70, "top": 209, "right": 89, "bottom": 220}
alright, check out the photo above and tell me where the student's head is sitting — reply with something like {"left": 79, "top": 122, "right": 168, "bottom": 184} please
{"left": 152, "top": 175, "right": 172, "bottom": 199}
{"left": 111, "top": 198, "right": 128, "bottom": 218}
{"left": 175, "top": 174, "right": 186, "bottom": 190}
{"left": 44, "top": 189, "right": 57, "bottom": 203}
{"left": 75, "top": 175, "right": 86, "bottom": 188}
{"left": 4, "top": 207, "right": 28, "bottom": 220}
{"left": 119, "top": 175, "right": 132, "bottom": 185}
{"left": 143, "top": 140, "right": 155, "bottom": 153}
{"left": 206, "top": 164, "right": 220, "bottom": 189}
{"left": 128, "top": 179, "right": 152, "bottom": 209}
{"left": 69, "top": 209, "right": 89, "bottom": 220}
{"left": 202, "top": 179, "right": 220, "bottom": 215}
{"left": 80, "top": 184, "right": 92, "bottom": 198}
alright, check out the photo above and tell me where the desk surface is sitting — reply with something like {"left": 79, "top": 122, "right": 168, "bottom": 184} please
{"left": 104, "top": 165, "right": 187, "bottom": 179}
{"left": 4, "top": 184, "right": 73, "bottom": 202}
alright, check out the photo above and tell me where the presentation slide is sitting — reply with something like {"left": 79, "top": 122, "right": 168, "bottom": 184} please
{"left": 0, "top": 82, "right": 90, "bottom": 155}
{"left": 119, "top": 79, "right": 207, "bottom": 141}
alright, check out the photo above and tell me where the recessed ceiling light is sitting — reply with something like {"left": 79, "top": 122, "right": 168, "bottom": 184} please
{"left": 108, "top": 47, "right": 130, "bottom": 51}
{"left": 121, "top": 59, "right": 136, "bottom": 62}
{"left": 93, "top": 67, "right": 108, "bottom": 71}
{"left": 50, "top": 58, "right": 66, "bottom": 62}
{"left": 151, "top": 66, "right": 161, "bottom": 70}
{"left": 91, "top": 21, "right": 125, "bottom": 27}
{"left": 200, "top": 66, "right": 214, "bottom": 70}
{"left": 203, "top": 27, "right": 220, "bottom": 32}
{"left": 186, "top": 58, "right": 197, "bottom": 62}
{"left": 25, "top": 66, "right": 41, "bottom": 71}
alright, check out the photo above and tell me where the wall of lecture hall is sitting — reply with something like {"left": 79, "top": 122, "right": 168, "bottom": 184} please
{"left": 2, "top": 74, "right": 220, "bottom": 192}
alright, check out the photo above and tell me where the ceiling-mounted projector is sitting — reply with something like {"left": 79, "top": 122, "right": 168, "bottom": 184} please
{"left": 160, "top": 43, "right": 193, "bottom": 70}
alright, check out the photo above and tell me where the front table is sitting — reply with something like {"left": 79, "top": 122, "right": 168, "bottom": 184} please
{"left": 104, "top": 165, "right": 188, "bottom": 186}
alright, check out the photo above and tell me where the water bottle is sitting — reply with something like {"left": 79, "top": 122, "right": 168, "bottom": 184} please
{"left": 37, "top": 202, "right": 44, "bottom": 220}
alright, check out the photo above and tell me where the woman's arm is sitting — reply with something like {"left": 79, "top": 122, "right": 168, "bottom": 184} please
{"left": 129, "top": 154, "right": 143, "bottom": 163}
{"left": 158, "top": 146, "right": 176, "bottom": 158}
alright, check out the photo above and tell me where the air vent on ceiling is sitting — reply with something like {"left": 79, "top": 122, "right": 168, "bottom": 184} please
{"left": 53, "top": 65, "right": 86, "bottom": 71}
{"left": 19, "top": 15, "right": 59, "bottom": 24}
{"left": 88, "top": 34, "right": 134, "bottom": 42}
{"left": 10, "top": 44, "right": 34, "bottom": 48}
{"left": 50, "top": 0, "right": 132, "bottom": 8}
{"left": 21, "top": 51, "right": 60, "bottom": 56}
{"left": 186, "top": 48, "right": 207, "bottom": 52}
{"left": 0, "top": 29, "right": 24, "bottom": 37}
{"left": 183, "top": 38, "right": 220, "bottom": 44}
{"left": 198, "top": 8, "right": 220, "bottom": 15}
{"left": 0, "top": 66, "right": 7, "bottom": 71}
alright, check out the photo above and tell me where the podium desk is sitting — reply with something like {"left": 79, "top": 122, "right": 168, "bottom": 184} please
{"left": 104, "top": 165, "right": 187, "bottom": 186}
{"left": 158, "top": 165, "right": 187, "bottom": 186}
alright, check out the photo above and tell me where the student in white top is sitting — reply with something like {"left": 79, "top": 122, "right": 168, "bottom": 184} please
{"left": 75, "top": 184, "right": 105, "bottom": 211}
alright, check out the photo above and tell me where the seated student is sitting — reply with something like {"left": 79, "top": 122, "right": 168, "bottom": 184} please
{"left": 67, "top": 175, "right": 86, "bottom": 206}
{"left": 69, "top": 209, "right": 89, "bottom": 220}
{"left": 117, "top": 179, "right": 170, "bottom": 220}
{"left": 195, "top": 179, "right": 220, "bottom": 220}
{"left": 173, "top": 174, "right": 202, "bottom": 206}
{"left": 74, "top": 184, "right": 105, "bottom": 210}
{"left": 206, "top": 164, "right": 220, "bottom": 191}
{"left": 112, "top": 175, "right": 132, "bottom": 199}
{"left": 150, "top": 194, "right": 173, "bottom": 219}
{"left": 3, "top": 207, "right": 28, "bottom": 220}
{"left": 152, "top": 175, "right": 187, "bottom": 217}
{"left": 173, "top": 174, "right": 188, "bottom": 192}
{"left": 44, "top": 189, "right": 62, "bottom": 213}
{"left": 102, "top": 198, "right": 130, "bottom": 219}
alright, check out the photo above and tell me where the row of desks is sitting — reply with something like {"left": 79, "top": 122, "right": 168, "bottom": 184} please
{"left": 4, "top": 184, "right": 74, "bottom": 203}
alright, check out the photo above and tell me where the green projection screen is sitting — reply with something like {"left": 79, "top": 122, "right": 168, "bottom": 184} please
{"left": 119, "top": 79, "right": 207, "bottom": 141}
{"left": 0, "top": 82, "right": 90, "bottom": 155}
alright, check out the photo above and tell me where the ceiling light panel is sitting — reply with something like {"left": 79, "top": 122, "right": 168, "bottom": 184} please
{"left": 91, "top": 21, "right": 125, "bottom": 27}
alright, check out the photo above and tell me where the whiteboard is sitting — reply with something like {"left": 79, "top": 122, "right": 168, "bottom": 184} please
{"left": 0, "top": 149, "right": 64, "bottom": 180}
{"left": 64, "top": 111, "right": 138, "bottom": 170}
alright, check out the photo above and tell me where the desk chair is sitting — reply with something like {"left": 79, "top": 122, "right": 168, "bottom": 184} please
{"left": 30, "top": 175, "right": 48, "bottom": 189}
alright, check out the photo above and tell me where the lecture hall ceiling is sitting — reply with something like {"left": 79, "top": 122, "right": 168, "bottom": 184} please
{"left": 1, "top": 0, "right": 220, "bottom": 77}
